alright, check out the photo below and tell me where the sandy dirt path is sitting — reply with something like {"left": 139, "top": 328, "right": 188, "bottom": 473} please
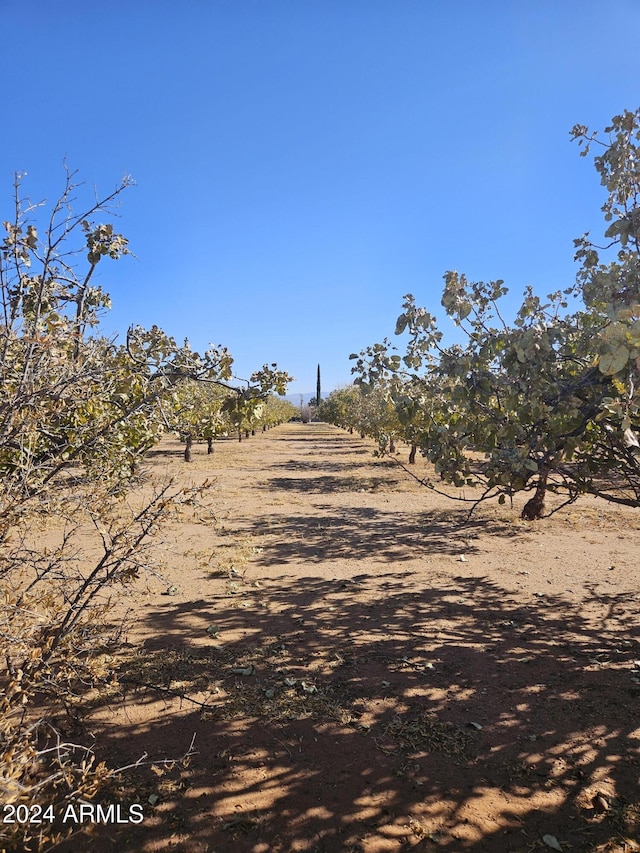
{"left": 71, "top": 422, "right": 640, "bottom": 853}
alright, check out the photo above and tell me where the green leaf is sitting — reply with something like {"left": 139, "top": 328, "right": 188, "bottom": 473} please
{"left": 394, "top": 314, "right": 408, "bottom": 335}
{"left": 599, "top": 343, "right": 630, "bottom": 375}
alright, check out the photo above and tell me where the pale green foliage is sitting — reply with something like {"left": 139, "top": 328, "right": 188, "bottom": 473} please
{"left": 357, "top": 385, "right": 403, "bottom": 452}
{"left": 350, "top": 111, "right": 640, "bottom": 514}
{"left": 260, "top": 394, "right": 298, "bottom": 428}
{"left": 219, "top": 368, "right": 293, "bottom": 440}
{"left": 320, "top": 383, "right": 415, "bottom": 456}
{"left": 167, "top": 377, "right": 231, "bottom": 444}
{"left": 571, "top": 110, "right": 640, "bottom": 379}
{"left": 167, "top": 360, "right": 293, "bottom": 454}
{"left": 250, "top": 363, "right": 292, "bottom": 397}
{"left": 0, "top": 171, "right": 185, "bottom": 843}
{"left": 318, "top": 385, "right": 365, "bottom": 432}
{"left": 221, "top": 393, "right": 264, "bottom": 437}
{"left": 0, "top": 169, "right": 291, "bottom": 846}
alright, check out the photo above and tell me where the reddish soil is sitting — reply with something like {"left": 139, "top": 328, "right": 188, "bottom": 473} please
{"left": 64, "top": 423, "right": 640, "bottom": 852}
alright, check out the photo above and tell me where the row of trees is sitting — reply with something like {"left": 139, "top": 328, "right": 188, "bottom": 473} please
{"left": 0, "top": 169, "right": 293, "bottom": 848}
{"left": 173, "top": 379, "right": 297, "bottom": 461}
{"left": 321, "top": 110, "right": 640, "bottom": 518}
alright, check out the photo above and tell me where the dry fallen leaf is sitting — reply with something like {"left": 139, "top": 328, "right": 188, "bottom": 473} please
{"left": 232, "top": 665, "right": 255, "bottom": 676}
{"left": 592, "top": 793, "right": 609, "bottom": 813}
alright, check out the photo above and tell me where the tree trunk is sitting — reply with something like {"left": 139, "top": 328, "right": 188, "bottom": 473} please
{"left": 409, "top": 444, "right": 417, "bottom": 464}
{"left": 521, "top": 464, "right": 550, "bottom": 520}
{"left": 184, "top": 434, "right": 192, "bottom": 463}
{"left": 207, "top": 436, "right": 213, "bottom": 454}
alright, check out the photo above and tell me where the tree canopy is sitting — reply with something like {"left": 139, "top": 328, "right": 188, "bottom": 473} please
{"left": 343, "top": 110, "right": 640, "bottom": 517}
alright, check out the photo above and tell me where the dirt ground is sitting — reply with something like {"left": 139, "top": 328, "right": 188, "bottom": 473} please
{"left": 62, "top": 422, "right": 640, "bottom": 852}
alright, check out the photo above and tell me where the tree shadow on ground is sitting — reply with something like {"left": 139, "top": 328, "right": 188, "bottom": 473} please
{"left": 262, "top": 474, "right": 406, "bottom": 494}
{"left": 276, "top": 434, "right": 371, "bottom": 450}
{"left": 269, "top": 459, "right": 382, "bottom": 474}
{"left": 238, "top": 505, "right": 519, "bottom": 563}
{"left": 73, "top": 569, "right": 640, "bottom": 853}
{"left": 53, "top": 425, "right": 640, "bottom": 852}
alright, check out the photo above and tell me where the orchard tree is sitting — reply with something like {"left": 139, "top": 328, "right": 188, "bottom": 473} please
{"left": 166, "top": 362, "right": 294, "bottom": 458}
{"left": 0, "top": 170, "right": 238, "bottom": 508}
{"left": 167, "top": 375, "right": 230, "bottom": 460}
{"left": 0, "top": 168, "right": 291, "bottom": 847}
{"left": 318, "top": 385, "right": 365, "bottom": 433}
{"left": 219, "top": 364, "right": 293, "bottom": 441}
{"left": 319, "top": 383, "right": 404, "bottom": 451}
{"left": 351, "top": 109, "right": 640, "bottom": 517}
{"left": 259, "top": 394, "right": 298, "bottom": 429}
{"left": 224, "top": 395, "right": 264, "bottom": 440}
{"left": 0, "top": 170, "right": 196, "bottom": 839}
{"left": 357, "top": 383, "right": 403, "bottom": 452}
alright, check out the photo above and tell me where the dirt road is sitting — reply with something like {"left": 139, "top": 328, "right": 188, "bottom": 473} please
{"left": 78, "top": 422, "right": 640, "bottom": 852}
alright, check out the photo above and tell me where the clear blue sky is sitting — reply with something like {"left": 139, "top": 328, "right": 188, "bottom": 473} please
{"left": 2, "top": 1, "right": 639, "bottom": 395}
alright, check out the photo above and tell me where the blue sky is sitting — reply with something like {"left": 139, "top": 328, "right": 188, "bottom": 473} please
{"left": 1, "top": 1, "right": 639, "bottom": 395}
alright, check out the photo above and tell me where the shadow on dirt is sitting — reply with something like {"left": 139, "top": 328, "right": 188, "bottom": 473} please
{"left": 241, "top": 505, "right": 518, "bottom": 563}
{"left": 77, "top": 571, "right": 640, "bottom": 853}
{"left": 269, "top": 459, "right": 380, "bottom": 474}
{"left": 262, "top": 474, "right": 406, "bottom": 494}
{"left": 62, "top": 425, "right": 640, "bottom": 853}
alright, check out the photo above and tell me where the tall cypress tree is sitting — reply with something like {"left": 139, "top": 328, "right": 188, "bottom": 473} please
{"left": 316, "top": 364, "right": 321, "bottom": 406}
